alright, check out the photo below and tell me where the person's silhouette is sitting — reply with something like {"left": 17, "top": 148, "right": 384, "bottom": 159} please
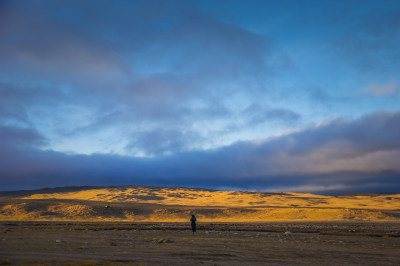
{"left": 190, "top": 214, "right": 197, "bottom": 233}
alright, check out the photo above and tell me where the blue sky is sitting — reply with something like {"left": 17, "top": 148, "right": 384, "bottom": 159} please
{"left": 0, "top": 0, "right": 399, "bottom": 193}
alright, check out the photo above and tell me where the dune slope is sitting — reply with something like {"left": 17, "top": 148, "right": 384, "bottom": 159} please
{"left": 1, "top": 186, "right": 399, "bottom": 222}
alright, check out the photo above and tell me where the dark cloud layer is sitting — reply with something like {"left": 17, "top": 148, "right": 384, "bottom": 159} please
{"left": 1, "top": 110, "right": 399, "bottom": 193}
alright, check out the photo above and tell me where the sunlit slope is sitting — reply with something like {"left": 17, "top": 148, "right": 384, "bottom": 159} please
{"left": 1, "top": 186, "right": 399, "bottom": 221}
{"left": 23, "top": 186, "right": 400, "bottom": 210}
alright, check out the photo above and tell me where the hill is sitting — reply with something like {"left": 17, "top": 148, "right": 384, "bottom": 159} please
{"left": 1, "top": 185, "right": 399, "bottom": 222}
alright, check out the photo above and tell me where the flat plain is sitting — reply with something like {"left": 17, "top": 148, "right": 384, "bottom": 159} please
{"left": 1, "top": 221, "right": 400, "bottom": 265}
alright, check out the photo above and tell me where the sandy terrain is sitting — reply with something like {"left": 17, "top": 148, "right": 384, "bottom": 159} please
{"left": 0, "top": 221, "right": 399, "bottom": 265}
{"left": 1, "top": 186, "right": 399, "bottom": 222}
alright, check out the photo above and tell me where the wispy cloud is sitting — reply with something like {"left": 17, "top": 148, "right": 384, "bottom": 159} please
{"left": 363, "top": 82, "right": 399, "bottom": 96}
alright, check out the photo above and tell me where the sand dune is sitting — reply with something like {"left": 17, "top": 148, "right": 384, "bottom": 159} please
{"left": 1, "top": 185, "right": 399, "bottom": 222}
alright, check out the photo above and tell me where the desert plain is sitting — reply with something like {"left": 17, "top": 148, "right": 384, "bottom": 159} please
{"left": 0, "top": 185, "right": 399, "bottom": 265}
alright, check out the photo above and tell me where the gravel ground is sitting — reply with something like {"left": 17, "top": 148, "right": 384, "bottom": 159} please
{"left": 0, "top": 222, "right": 399, "bottom": 265}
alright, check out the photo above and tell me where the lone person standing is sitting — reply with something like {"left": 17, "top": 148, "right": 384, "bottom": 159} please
{"left": 190, "top": 214, "right": 197, "bottom": 233}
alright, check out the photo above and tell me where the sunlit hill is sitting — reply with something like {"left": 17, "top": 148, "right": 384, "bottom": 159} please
{"left": 1, "top": 186, "right": 399, "bottom": 222}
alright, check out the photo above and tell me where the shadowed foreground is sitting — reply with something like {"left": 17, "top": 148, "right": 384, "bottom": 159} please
{"left": 1, "top": 221, "right": 399, "bottom": 265}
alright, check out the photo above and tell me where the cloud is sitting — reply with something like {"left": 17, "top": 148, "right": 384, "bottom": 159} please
{"left": 244, "top": 104, "right": 301, "bottom": 126}
{"left": 337, "top": 7, "right": 400, "bottom": 72}
{"left": 0, "top": 0, "right": 296, "bottom": 156}
{"left": 0, "top": 1, "right": 399, "bottom": 194}
{"left": 0, "top": 125, "right": 46, "bottom": 149}
{"left": 1, "top": 110, "right": 399, "bottom": 193}
{"left": 0, "top": 0, "right": 129, "bottom": 84}
{"left": 363, "top": 82, "right": 399, "bottom": 96}
{"left": 125, "top": 129, "right": 203, "bottom": 156}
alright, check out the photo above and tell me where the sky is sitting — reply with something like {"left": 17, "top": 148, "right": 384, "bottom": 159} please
{"left": 1, "top": 0, "right": 400, "bottom": 194}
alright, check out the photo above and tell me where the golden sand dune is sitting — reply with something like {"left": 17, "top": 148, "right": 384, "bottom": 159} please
{"left": 1, "top": 186, "right": 399, "bottom": 222}
{"left": 23, "top": 186, "right": 400, "bottom": 209}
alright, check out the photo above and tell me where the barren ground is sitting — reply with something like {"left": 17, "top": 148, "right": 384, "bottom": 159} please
{"left": 1, "top": 221, "right": 399, "bottom": 265}
{"left": 1, "top": 186, "right": 399, "bottom": 222}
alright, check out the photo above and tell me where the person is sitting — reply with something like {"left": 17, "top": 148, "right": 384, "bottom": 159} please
{"left": 190, "top": 214, "right": 197, "bottom": 233}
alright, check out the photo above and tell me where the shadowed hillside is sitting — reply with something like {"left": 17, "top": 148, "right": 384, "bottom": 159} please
{"left": 1, "top": 185, "right": 399, "bottom": 222}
